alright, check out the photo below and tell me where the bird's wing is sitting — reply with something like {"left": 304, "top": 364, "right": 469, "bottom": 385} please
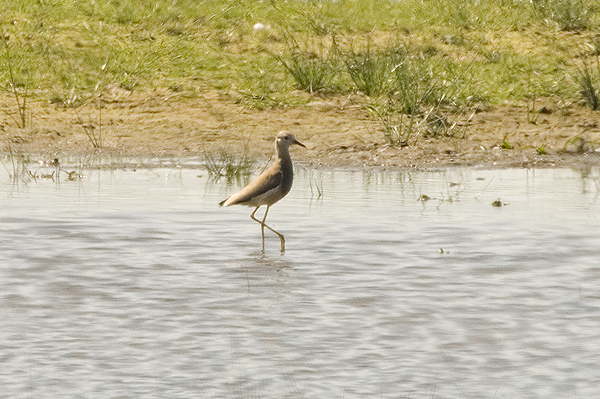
{"left": 223, "top": 167, "right": 283, "bottom": 206}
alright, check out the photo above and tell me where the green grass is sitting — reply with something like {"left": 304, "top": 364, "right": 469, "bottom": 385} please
{"left": 0, "top": 0, "right": 597, "bottom": 99}
{"left": 204, "top": 149, "right": 255, "bottom": 182}
{"left": 2, "top": 0, "right": 600, "bottom": 143}
{"left": 501, "top": 137, "right": 514, "bottom": 149}
{"left": 271, "top": 34, "right": 340, "bottom": 94}
{"left": 2, "top": 34, "right": 30, "bottom": 128}
{"left": 344, "top": 45, "right": 399, "bottom": 97}
{"left": 577, "top": 56, "right": 600, "bottom": 110}
{"left": 532, "top": 0, "right": 596, "bottom": 31}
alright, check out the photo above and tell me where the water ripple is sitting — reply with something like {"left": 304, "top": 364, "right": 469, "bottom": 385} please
{"left": 1, "top": 166, "right": 599, "bottom": 398}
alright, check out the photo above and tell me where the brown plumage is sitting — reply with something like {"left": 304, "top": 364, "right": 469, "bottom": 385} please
{"left": 219, "top": 131, "right": 305, "bottom": 251}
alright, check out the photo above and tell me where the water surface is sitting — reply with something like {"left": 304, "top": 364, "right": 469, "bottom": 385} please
{"left": 1, "top": 159, "right": 600, "bottom": 398}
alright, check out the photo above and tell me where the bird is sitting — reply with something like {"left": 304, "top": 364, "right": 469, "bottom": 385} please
{"left": 219, "top": 131, "right": 306, "bottom": 252}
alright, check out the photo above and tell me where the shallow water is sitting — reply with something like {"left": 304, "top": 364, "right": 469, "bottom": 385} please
{"left": 1, "top": 158, "right": 600, "bottom": 398}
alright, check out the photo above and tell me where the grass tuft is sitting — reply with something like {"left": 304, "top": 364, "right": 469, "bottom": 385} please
{"left": 74, "top": 105, "right": 103, "bottom": 149}
{"left": 344, "top": 45, "right": 400, "bottom": 97}
{"left": 501, "top": 138, "right": 514, "bottom": 149}
{"left": 533, "top": 0, "right": 595, "bottom": 31}
{"left": 2, "top": 33, "right": 30, "bottom": 128}
{"left": 273, "top": 34, "right": 340, "bottom": 94}
{"left": 537, "top": 145, "right": 548, "bottom": 155}
{"left": 205, "top": 150, "right": 255, "bottom": 182}
{"left": 364, "top": 101, "right": 418, "bottom": 146}
{"left": 577, "top": 57, "right": 600, "bottom": 110}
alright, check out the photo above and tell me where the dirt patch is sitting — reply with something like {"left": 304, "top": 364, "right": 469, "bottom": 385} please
{"left": 1, "top": 92, "right": 600, "bottom": 169}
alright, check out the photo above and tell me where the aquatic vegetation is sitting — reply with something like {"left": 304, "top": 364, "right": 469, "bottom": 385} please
{"left": 204, "top": 150, "right": 255, "bottom": 182}
{"left": 492, "top": 198, "right": 506, "bottom": 207}
{"left": 0, "top": 152, "right": 88, "bottom": 185}
{"left": 309, "top": 177, "right": 323, "bottom": 200}
{"left": 1, "top": 150, "right": 33, "bottom": 184}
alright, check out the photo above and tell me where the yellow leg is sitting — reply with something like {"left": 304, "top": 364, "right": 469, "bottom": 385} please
{"left": 249, "top": 206, "right": 285, "bottom": 252}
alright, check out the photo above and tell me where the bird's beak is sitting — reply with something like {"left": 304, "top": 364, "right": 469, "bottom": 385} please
{"left": 294, "top": 139, "right": 306, "bottom": 148}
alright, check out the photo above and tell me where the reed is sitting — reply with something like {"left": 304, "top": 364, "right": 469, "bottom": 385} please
{"left": 1, "top": 148, "right": 32, "bottom": 184}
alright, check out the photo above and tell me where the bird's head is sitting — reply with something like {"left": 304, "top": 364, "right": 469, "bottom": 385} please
{"left": 276, "top": 131, "right": 306, "bottom": 149}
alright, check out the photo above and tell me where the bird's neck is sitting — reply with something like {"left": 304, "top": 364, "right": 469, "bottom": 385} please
{"left": 276, "top": 146, "right": 290, "bottom": 162}
{"left": 276, "top": 147, "right": 293, "bottom": 173}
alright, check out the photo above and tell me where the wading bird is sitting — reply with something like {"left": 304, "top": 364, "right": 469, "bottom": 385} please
{"left": 219, "top": 131, "right": 306, "bottom": 252}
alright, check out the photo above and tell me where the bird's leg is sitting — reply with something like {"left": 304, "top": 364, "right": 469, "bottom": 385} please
{"left": 260, "top": 206, "right": 269, "bottom": 251}
{"left": 261, "top": 206, "right": 285, "bottom": 253}
{"left": 250, "top": 206, "right": 265, "bottom": 250}
{"left": 278, "top": 233, "right": 285, "bottom": 253}
{"left": 249, "top": 205, "right": 286, "bottom": 252}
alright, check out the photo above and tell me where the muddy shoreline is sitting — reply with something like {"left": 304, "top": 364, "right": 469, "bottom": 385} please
{"left": 2, "top": 93, "right": 600, "bottom": 169}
